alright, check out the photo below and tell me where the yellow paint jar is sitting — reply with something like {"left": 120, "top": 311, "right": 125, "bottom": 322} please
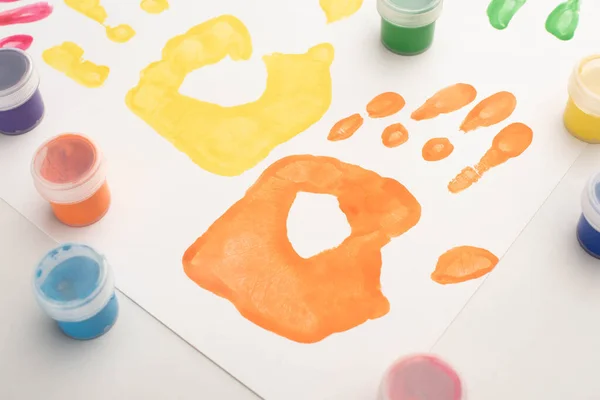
{"left": 564, "top": 55, "right": 600, "bottom": 143}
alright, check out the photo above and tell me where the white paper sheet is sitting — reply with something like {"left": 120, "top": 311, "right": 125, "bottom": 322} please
{"left": 0, "top": 0, "right": 594, "bottom": 398}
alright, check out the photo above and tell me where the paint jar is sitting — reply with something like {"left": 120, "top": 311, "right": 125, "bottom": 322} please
{"left": 377, "top": 0, "right": 443, "bottom": 56}
{"left": 0, "top": 48, "right": 45, "bottom": 135}
{"left": 564, "top": 55, "right": 600, "bottom": 143}
{"left": 31, "top": 133, "right": 111, "bottom": 227}
{"left": 33, "top": 243, "right": 119, "bottom": 340}
{"left": 379, "top": 354, "right": 463, "bottom": 400}
{"left": 577, "top": 171, "right": 600, "bottom": 259}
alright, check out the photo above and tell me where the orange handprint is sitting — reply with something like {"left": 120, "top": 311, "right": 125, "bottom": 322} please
{"left": 183, "top": 155, "right": 421, "bottom": 343}
{"left": 327, "top": 83, "right": 532, "bottom": 191}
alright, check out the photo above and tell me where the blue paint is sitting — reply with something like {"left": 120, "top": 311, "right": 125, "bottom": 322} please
{"left": 33, "top": 243, "right": 118, "bottom": 340}
{"left": 41, "top": 256, "right": 100, "bottom": 302}
{"left": 58, "top": 294, "right": 119, "bottom": 340}
{"left": 577, "top": 215, "right": 600, "bottom": 258}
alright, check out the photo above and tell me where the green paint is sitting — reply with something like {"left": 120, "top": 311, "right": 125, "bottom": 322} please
{"left": 486, "top": 0, "right": 528, "bottom": 30}
{"left": 545, "top": 0, "right": 580, "bottom": 41}
{"left": 380, "top": 19, "right": 436, "bottom": 56}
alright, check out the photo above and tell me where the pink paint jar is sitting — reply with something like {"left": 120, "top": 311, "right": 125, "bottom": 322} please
{"left": 379, "top": 354, "right": 463, "bottom": 400}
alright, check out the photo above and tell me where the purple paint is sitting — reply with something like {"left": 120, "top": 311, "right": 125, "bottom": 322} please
{"left": 0, "top": 47, "right": 45, "bottom": 135}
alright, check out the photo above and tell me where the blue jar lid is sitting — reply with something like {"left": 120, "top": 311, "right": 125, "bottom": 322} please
{"left": 582, "top": 171, "right": 600, "bottom": 231}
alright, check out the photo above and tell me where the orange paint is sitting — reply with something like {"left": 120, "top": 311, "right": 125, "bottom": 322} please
{"left": 448, "top": 122, "right": 533, "bottom": 193}
{"left": 50, "top": 181, "right": 111, "bottom": 227}
{"left": 411, "top": 83, "right": 477, "bottom": 121}
{"left": 460, "top": 91, "right": 517, "bottom": 133}
{"left": 40, "top": 134, "right": 96, "bottom": 184}
{"left": 422, "top": 137, "right": 454, "bottom": 161}
{"left": 328, "top": 113, "right": 364, "bottom": 141}
{"left": 366, "top": 92, "right": 406, "bottom": 118}
{"left": 31, "top": 133, "right": 111, "bottom": 227}
{"left": 381, "top": 123, "right": 409, "bottom": 148}
{"left": 183, "top": 155, "right": 421, "bottom": 343}
{"left": 431, "top": 246, "right": 499, "bottom": 284}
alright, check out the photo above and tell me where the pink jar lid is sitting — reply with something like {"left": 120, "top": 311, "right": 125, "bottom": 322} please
{"left": 380, "top": 354, "right": 463, "bottom": 400}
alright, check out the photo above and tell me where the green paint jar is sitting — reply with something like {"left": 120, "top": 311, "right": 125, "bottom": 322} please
{"left": 377, "top": 0, "right": 443, "bottom": 56}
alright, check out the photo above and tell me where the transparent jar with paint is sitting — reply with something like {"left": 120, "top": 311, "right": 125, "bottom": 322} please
{"left": 577, "top": 171, "right": 600, "bottom": 259}
{"left": 0, "top": 48, "right": 45, "bottom": 135}
{"left": 377, "top": 0, "right": 443, "bottom": 56}
{"left": 33, "top": 243, "right": 119, "bottom": 340}
{"left": 564, "top": 55, "right": 600, "bottom": 143}
{"left": 31, "top": 133, "right": 111, "bottom": 227}
{"left": 378, "top": 354, "right": 463, "bottom": 400}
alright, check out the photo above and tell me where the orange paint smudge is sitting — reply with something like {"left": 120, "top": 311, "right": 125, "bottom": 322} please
{"left": 448, "top": 122, "right": 533, "bottom": 193}
{"left": 431, "top": 246, "right": 499, "bottom": 284}
{"left": 460, "top": 91, "right": 517, "bottom": 133}
{"left": 366, "top": 92, "right": 406, "bottom": 118}
{"left": 411, "top": 83, "right": 477, "bottom": 121}
{"left": 422, "top": 137, "right": 454, "bottom": 161}
{"left": 328, "top": 113, "right": 364, "bottom": 141}
{"left": 381, "top": 123, "right": 409, "bottom": 148}
{"left": 183, "top": 155, "right": 421, "bottom": 343}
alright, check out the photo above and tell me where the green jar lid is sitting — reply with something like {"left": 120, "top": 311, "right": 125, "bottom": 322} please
{"left": 377, "top": 0, "right": 443, "bottom": 28}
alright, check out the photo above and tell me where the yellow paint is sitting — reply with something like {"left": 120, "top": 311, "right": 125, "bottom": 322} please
{"left": 125, "top": 15, "right": 334, "bottom": 177}
{"left": 105, "top": 24, "right": 136, "bottom": 43}
{"left": 141, "top": 0, "right": 169, "bottom": 14}
{"left": 64, "top": 0, "right": 135, "bottom": 43}
{"left": 42, "top": 42, "right": 109, "bottom": 88}
{"left": 320, "top": 0, "right": 364, "bottom": 23}
{"left": 564, "top": 56, "right": 600, "bottom": 143}
{"left": 563, "top": 99, "right": 600, "bottom": 143}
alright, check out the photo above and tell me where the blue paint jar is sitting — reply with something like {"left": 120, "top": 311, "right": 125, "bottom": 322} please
{"left": 33, "top": 243, "right": 119, "bottom": 340}
{"left": 577, "top": 171, "right": 600, "bottom": 258}
{"left": 0, "top": 48, "right": 45, "bottom": 135}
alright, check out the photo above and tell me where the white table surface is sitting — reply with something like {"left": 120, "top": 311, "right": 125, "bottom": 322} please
{"left": 1, "top": 144, "right": 599, "bottom": 400}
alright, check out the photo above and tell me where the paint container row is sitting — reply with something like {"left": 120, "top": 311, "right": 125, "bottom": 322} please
{"left": 0, "top": 48, "right": 116, "bottom": 339}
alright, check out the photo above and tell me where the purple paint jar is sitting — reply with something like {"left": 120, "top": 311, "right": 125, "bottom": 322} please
{"left": 0, "top": 48, "right": 45, "bottom": 135}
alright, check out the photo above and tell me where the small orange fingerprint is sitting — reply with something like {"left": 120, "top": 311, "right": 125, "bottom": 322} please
{"left": 381, "top": 123, "right": 409, "bottom": 148}
{"left": 183, "top": 155, "right": 421, "bottom": 343}
{"left": 366, "top": 92, "right": 406, "bottom": 118}
{"left": 448, "top": 122, "right": 533, "bottom": 193}
{"left": 422, "top": 137, "right": 454, "bottom": 161}
{"left": 328, "top": 113, "right": 364, "bottom": 141}
{"left": 460, "top": 91, "right": 517, "bottom": 133}
{"left": 431, "top": 246, "right": 499, "bottom": 284}
{"left": 411, "top": 83, "right": 477, "bottom": 121}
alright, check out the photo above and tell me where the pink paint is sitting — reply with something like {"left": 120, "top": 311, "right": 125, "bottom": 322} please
{"left": 0, "top": 0, "right": 22, "bottom": 3}
{"left": 0, "top": 34, "right": 33, "bottom": 50}
{"left": 0, "top": 2, "right": 52, "bottom": 26}
{"left": 380, "top": 354, "right": 463, "bottom": 400}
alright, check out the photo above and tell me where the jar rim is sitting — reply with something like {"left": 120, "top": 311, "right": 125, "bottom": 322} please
{"left": 377, "top": 0, "right": 443, "bottom": 28}
{"left": 568, "top": 55, "right": 600, "bottom": 117}
{"left": 0, "top": 48, "right": 39, "bottom": 111}
{"left": 33, "top": 243, "right": 115, "bottom": 322}
{"left": 31, "top": 133, "right": 107, "bottom": 204}
{"left": 379, "top": 353, "right": 462, "bottom": 400}
{"left": 582, "top": 171, "right": 600, "bottom": 232}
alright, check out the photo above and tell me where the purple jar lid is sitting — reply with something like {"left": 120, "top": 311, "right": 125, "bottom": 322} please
{"left": 0, "top": 48, "right": 40, "bottom": 111}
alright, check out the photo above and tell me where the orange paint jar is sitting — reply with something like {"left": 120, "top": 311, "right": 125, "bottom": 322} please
{"left": 31, "top": 133, "right": 111, "bottom": 227}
